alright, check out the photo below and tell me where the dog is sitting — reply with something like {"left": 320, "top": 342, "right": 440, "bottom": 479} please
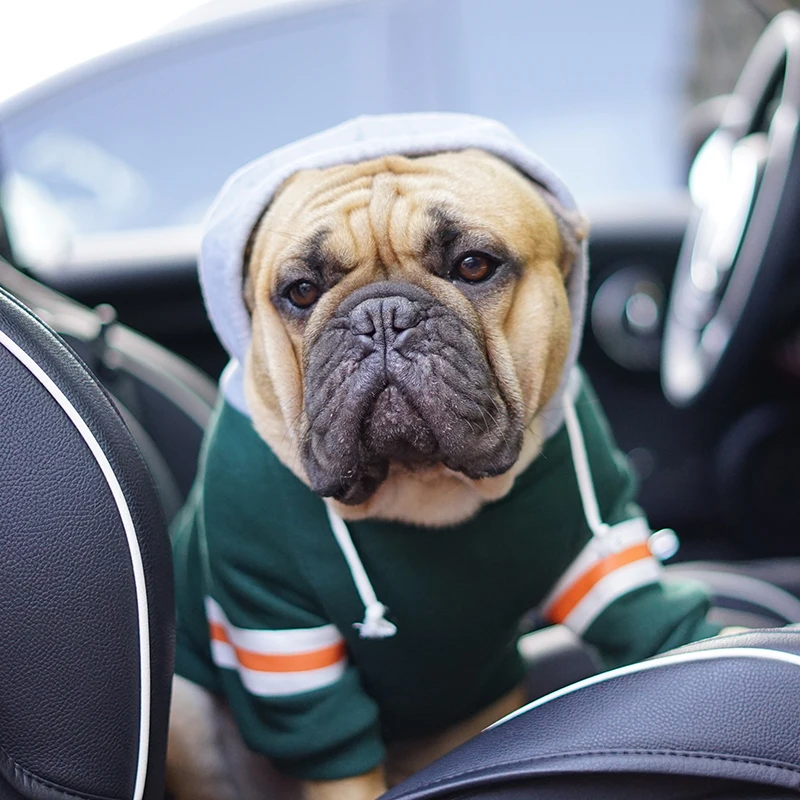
{"left": 167, "top": 114, "right": 722, "bottom": 800}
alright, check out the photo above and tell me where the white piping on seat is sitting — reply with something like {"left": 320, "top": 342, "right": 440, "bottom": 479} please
{"left": 488, "top": 645, "right": 800, "bottom": 731}
{"left": 0, "top": 329, "right": 151, "bottom": 800}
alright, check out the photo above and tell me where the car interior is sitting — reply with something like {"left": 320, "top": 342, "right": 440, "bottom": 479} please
{"left": 1, "top": 3, "right": 800, "bottom": 799}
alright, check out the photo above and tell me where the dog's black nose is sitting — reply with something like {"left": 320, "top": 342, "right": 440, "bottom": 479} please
{"left": 349, "top": 296, "right": 422, "bottom": 339}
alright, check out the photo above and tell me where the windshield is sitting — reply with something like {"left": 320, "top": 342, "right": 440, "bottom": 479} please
{"left": 0, "top": 0, "right": 773, "bottom": 267}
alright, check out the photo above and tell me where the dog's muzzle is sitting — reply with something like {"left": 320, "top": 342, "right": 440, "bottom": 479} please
{"left": 302, "top": 282, "right": 522, "bottom": 504}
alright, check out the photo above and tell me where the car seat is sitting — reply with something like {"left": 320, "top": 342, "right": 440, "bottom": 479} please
{"left": 0, "top": 286, "right": 173, "bottom": 799}
{"left": 384, "top": 628, "right": 800, "bottom": 800}
{"left": 0, "top": 257, "right": 218, "bottom": 522}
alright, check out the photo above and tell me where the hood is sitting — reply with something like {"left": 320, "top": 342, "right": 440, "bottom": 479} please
{"left": 198, "top": 111, "right": 588, "bottom": 440}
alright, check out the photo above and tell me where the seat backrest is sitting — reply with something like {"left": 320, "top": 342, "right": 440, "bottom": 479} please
{"left": 0, "top": 257, "right": 218, "bottom": 521}
{"left": 383, "top": 629, "right": 800, "bottom": 800}
{"left": 0, "top": 288, "right": 174, "bottom": 800}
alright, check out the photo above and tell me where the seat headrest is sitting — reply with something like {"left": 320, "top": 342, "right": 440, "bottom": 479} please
{"left": 0, "top": 288, "right": 174, "bottom": 800}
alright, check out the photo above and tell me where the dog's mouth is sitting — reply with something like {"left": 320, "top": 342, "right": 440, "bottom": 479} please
{"left": 301, "top": 282, "right": 523, "bottom": 505}
{"left": 363, "top": 385, "right": 439, "bottom": 463}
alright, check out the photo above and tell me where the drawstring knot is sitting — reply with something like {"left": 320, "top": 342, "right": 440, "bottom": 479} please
{"left": 354, "top": 602, "right": 397, "bottom": 639}
{"left": 325, "top": 502, "right": 398, "bottom": 639}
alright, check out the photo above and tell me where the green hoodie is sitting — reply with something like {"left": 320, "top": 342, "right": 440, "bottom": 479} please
{"left": 172, "top": 370, "right": 720, "bottom": 782}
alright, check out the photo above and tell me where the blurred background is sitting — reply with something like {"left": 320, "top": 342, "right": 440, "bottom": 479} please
{"left": 0, "top": 0, "right": 796, "bottom": 274}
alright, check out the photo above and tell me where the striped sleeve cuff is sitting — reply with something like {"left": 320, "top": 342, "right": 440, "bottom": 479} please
{"left": 542, "top": 517, "right": 662, "bottom": 635}
{"left": 205, "top": 597, "right": 348, "bottom": 697}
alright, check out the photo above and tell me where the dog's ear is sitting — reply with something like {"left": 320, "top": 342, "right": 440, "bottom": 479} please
{"left": 242, "top": 221, "right": 261, "bottom": 315}
{"left": 242, "top": 198, "right": 285, "bottom": 313}
{"left": 537, "top": 187, "right": 589, "bottom": 277}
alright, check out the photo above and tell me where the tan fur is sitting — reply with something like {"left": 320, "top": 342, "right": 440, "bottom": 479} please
{"left": 243, "top": 149, "right": 579, "bottom": 526}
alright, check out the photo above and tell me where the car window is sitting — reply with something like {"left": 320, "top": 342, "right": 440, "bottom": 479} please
{"left": 0, "top": 0, "right": 414, "bottom": 265}
{"left": 0, "top": 0, "right": 776, "bottom": 271}
{"left": 447, "top": 0, "right": 689, "bottom": 200}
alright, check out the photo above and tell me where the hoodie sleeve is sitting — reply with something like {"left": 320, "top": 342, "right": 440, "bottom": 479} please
{"left": 201, "top": 566, "right": 384, "bottom": 780}
{"left": 172, "top": 403, "right": 384, "bottom": 781}
{"left": 540, "top": 372, "right": 722, "bottom": 669}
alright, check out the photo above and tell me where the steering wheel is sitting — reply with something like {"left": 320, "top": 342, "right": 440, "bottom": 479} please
{"left": 661, "top": 10, "right": 800, "bottom": 406}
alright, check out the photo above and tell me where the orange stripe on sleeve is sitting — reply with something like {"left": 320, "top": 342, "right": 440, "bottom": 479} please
{"left": 209, "top": 623, "right": 347, "bottom": 673}
{"left": 209, "top": 622, "right": 230, "bottom": 644}
{"left": 547, "top": 542, "right": 652, "bottom": 623}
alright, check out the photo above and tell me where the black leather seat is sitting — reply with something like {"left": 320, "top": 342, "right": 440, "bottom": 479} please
{"left": 384, "top": 629, "right": 800, "bottom": 800}
{"left": 0, "top": 287, "right": 174, "bottom": 799}
{"left": 0, "top": 257, "right": 218, "bottom": 522}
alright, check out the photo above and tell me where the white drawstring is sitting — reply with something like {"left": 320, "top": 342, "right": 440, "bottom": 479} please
{"left": 561, "top": 371, "right": 609, "bottom": 538}
{"left": 561, "top": 369, "right": 678, "bottom": 562}
{"left": 325, "top": 503, "right": 397, "bottom": 639}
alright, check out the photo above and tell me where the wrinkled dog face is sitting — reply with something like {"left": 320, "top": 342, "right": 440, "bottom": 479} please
{"left": 243, "top": 150, "right": 581, "bottom": 523}
{"left": 304, "top": 278, "right": 517, "bottom": 505}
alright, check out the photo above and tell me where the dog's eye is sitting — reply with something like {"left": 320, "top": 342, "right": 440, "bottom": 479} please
{"left": 286, "top": 280, "right": 321, "bottom": 309}
{"left": 453, "top": 253, "right": 496, "bottom": 283}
